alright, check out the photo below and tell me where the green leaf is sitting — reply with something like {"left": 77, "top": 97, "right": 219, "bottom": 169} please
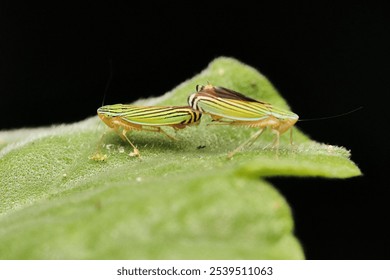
{"left": 0, "top": 57, "right": 360, "bottom": 259}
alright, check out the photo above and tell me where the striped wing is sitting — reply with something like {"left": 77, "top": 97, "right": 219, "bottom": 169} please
{"left": 208, "top": 86, "right": 270, "bottom": 104}
{"left": 98, "top": 104, "right": 200, "bottom": 126}
{"left": 193, "top": 85, "right": 296, "bottom": 121}
{"left": 196, "top": 94, "right": 273, "bottom": 121}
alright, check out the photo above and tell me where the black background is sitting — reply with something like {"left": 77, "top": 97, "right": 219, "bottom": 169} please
{"left": 1, "top": 2, "right": 389, "bottom": 259}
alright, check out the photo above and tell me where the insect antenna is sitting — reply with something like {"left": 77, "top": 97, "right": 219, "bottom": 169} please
{"left": 298, "top": 106, "right": 363, "bottom": 122}
{"left": 101, "top": 58, "right": 113, "bottom": 107}
{"left": 90, "top": 59, "right": 115, "bottom": 162}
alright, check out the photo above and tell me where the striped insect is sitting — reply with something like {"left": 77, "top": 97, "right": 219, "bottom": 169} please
{"left": 95, "top": 104, "right": 202, "bottom": 158}
{"left": 188, "top": 84, "right": 299, "bottom": 158}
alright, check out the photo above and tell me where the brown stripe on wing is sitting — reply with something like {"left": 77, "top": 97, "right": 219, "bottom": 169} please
{"left": 200, "top": 85, "right": 270, "bottom": 105}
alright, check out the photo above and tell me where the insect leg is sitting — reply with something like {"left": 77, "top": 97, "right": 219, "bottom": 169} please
{"left": 141, "top": 126, "right": 178, "bottom": 141}
{"left": 207, "top": 119, "right": 234, "bottom": 126}
{"left": 271, "top": 129, "right": 280, "bottom": 148}
{"left": 227, "top": 128, "right": 265, "bottom": 159}
{"left": 267, "top": 129, "right": 280, "bottom": 157}
{"left": 96, "top": 130, "right": 108, "bottom": 149}
{"left": 289, "top": 128, "right": 294, "bottom": 145}
{"left": 122, "top": 129, "right": 141, "bottom": 157}
{"left": 89, "top": 131, "right": 109, "bottom": 161}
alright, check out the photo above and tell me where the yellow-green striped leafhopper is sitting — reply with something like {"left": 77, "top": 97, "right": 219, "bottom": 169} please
{"left": 188, "top": 84, "right": 299, "bottom": 158}
{"left": 96, "top": 104, "right": 202, "bottom": 158}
